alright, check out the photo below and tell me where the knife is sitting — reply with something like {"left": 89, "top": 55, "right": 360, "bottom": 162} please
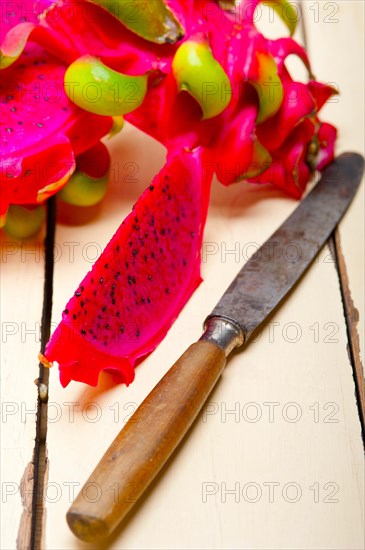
{"left": 66, "top": 152, "right": 364, "bottom": 542}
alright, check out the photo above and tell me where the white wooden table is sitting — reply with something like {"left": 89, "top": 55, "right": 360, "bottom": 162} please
{"left": 1, "top": 2, "right": 364, "bottom": 548}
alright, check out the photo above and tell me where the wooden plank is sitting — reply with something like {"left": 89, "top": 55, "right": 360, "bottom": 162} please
{"left": 302, "top": 0, "right": 365, "bottom": 423}
{"left": 42, "top": 3, "right": 364, "bottom": 549}
{"left": 0, "top": 231, "right": 45, "bottom": 549}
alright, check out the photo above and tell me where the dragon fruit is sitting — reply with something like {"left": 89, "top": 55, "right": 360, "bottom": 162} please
{"left": 45, "top": 148, "right": 211, "bottom": 387}
{"left": 2, "top": 0, "right": 338, "bottom": 386}
{"left": 0, "top": 0, "right": 113, "bottom": 226}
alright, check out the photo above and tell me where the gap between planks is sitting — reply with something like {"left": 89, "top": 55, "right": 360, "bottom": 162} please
{"left": 331, "top": 231, "right": 365, "bottom": 437}
{"left": 17, "top": 197, "right": 56, "bottom": 549}
{"left": 300, "top": 0, "right": 364, "bottom": 441}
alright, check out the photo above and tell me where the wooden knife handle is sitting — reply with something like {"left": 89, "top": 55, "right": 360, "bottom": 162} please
{"left": 67, "top": 341, "right": 226, "bottom": 542}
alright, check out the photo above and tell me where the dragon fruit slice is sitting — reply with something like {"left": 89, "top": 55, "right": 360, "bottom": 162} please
{"left": 44, "top": 147, "right": 212, "bottom": 387}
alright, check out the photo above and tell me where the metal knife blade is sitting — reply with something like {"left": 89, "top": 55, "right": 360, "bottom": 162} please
{"left": 203, "top": 152, "right": 364, "bottom": 350}
{"left": 67, "top": 152, "right": 364, "bottom": 543}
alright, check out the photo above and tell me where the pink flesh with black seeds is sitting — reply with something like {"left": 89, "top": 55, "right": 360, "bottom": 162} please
{"left": 45, "top": 147, "right": 212, "bottom": 387}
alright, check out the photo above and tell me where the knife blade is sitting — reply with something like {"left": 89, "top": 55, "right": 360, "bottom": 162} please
{"left": 67, "top": 152, "right": 364, "bottom": 543}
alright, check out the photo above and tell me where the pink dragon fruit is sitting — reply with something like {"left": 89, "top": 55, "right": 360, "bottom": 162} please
{"left": 45, "top": 147, "right": 211, "bottom": 386}
{"left": 0, "top": 0, "right": 113, "bottom": 227}
{"left": 3, "top": 0, "right": 337, "bottom": 386}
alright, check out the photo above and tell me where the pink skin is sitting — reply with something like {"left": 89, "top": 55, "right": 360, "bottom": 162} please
{"left": 2, "top": 0, "right": 338, "bottom": 386}
{"left": 0, "top": 1, "right": 112, "bottom": 219}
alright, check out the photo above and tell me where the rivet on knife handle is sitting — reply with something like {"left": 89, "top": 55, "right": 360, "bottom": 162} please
{"left": 67, "top": 321, "right": 244, "bottom": 543}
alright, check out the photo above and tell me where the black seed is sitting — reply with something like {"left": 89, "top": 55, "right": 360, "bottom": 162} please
{"left": 102, "top": 306, "right": 107, "bottom": 312}
{"left": 165, "top": 288, "right": 170, "bottom": 295}
{"left": 115, "top": 272, "right": 120, "bottom": 280}
{"left": 147, "top": 298, "right": 151, "bottom": 304}
{"left": 116, "top": 245, "right": 120, "bottom": 251}
{"left": 63, "top": 309, "right": 69, "bottom": 315}
{"left": 5, "top": 128, "right": 13, "bottom": 133}
{"left": 134, "top": 217, "right": 139, "bottom": 223}
{"left": 99, "top": 277, "right": 103, "bottom": 284}
{"left": 136, "top": 330, "right": 140, "bottom": 337}
{"left": 120, "top": 326, "right": 124, "bottom": 333}
{"left": 161, "top": 228, "right": 166, "bottom": 235}
{"left": 183, "top": 259, "right": 187, "bottom": 266}
{"left": 112, "top": 299, "right": 116, "bottom": 305}
{"left": 148, "top": 275, "right": 152, "bottom": 281}
{"left": 132, "top": 249, "right": 138, "bottom": 257}
{"left": 93, "top": 290, "right": 97, "bottom": 297}
{"left": 104, "top": 263, "right": 109, "bottom": 268}
{"left": 149, "top": 185, "right": 154, "bottom": 191}
{"left": 80, "top": 301, "right": 84, "bottom": 308}
{"left": 81, "top": 286, "right": 84, "bottom": 291}
{"left": 105, "top": 324, "right": 110, "bottom": 330}
{"left": 75, "top": 291, "right": 81, "bottom": 297}
{"left": 81, "top": 329, "right": 86, "bottom": 335}
{"left": 17, "top": 121, "right": 23, "bottom": 125}
{"left": 133, "top": 224, "right": 139, "bottom": 231}
{"left": 112, "top": 284, "right": 116, "bottom": 290}
{"left": 125, "top": 262, "right": 129, "bottom": 269}
{"left": 73, "top": 314, "right": 77, "bottom": 320}
{"left": 116, "top": 311, "right": 120, "bottom": 317}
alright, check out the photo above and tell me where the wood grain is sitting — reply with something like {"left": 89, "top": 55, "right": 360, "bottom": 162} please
{"left": 67, "top": 342, "right": 226, "bottom": 542}
{"left": 0, "top": 230, "right": 44, "bottom": 549}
